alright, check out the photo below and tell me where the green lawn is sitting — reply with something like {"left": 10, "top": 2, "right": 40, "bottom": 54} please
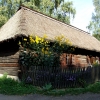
{"left": 0, "top": 75, "right": 100, "bottom": 95}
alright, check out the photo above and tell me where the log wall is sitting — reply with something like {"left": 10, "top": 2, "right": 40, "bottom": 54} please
{"left": 0, "top": 51, "right": 19, "bottom": 76}
{"left": 60, "top": 53, "right": 100, "bottom": 68}
{"left": 0, "top": 50, "right": 99, "bottom": 77}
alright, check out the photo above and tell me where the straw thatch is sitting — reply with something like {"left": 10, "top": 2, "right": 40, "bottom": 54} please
{"left": 0, "top": 6, "right": 100, "bottom": 53}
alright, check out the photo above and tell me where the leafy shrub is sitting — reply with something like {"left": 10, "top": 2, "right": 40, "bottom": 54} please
{"left": 19, "top": 34, "right": 73, "bottom": 69}
{"left": 19, "top": 34, "right": 74, "bottom": 86}
{"left": 93, "top": 61, "right": 100, "bottom": 67}
{"left": 42, "top": 83, "right": 52, "bottom": 91}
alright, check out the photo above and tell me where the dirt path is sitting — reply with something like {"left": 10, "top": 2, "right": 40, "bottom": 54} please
{"left": 0, "top": 93, "right": 100, "bottom": 100}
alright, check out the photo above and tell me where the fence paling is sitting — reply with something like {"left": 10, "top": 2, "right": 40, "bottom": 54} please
{"left": 21, "top": 65, "right": 100, "bottom": 88}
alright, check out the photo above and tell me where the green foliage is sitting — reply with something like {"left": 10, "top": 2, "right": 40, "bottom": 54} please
{"left": 0, "top": 75, "right": 100, "bottom": 95}
{"left": 86, "top": 81, "right": 100, "bottom": 93}
{"left": 0, "top": 0, "right": 76, "bottom": 27}
{"left": 19, "top": 35, "right": 73, "bottom": 69}
{"left": 54, "top": 0, "right": 64, "bottom": 10}
{"left": 53, "top": 1, "right": 76, "bottom": 24}
{"left": 93, "top": 33, "right": 100, "bottom": 41}
{"left": 61, "top": 1, "right": 76, "bottom": 18}
{"left": 42, "top": 83, "right": 52, "bottom": 91}
{"left": 77, "top": 79, "right": 87, "bottom": 88}
{"left": 87, "top": 0, "right": 100, "bottom": 40}
{"left": 0, "top": 76, "right": 41, "bottom": 95}
{"left": 92, "top": 61, "right": 100, "bottom": 67}
{"left": 2, "top": 73, "right": 8, "bottom": 79}
{"left": 40, "top": 0, "right": 54, "bottom": 16}
{"left": 19, "top": 35, "right": 73, "bottom": 85}
{"left": 0, "top": 15, "right": 7, "bottom": 27}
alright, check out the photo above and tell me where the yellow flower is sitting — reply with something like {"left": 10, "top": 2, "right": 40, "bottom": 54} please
{"left": 42, "top": 48, "right": 44, "bottom": 52}
{"left": 29, "top": 36, "right": 32, "bottom": 39}
{"left": 43, "top": 34, "right": 47, "bottom": 39}
{"left": 55, "top": 36, "right": 62, "bottom": 42}
{"left": 31, "top": 38, "right": 35, "bottom": 43}
{"left": 41, "top": 38, "right": 44, "bottom": 43}
{"left": 24, "top": 38, "right": 27, "bottom": 41}
{"left": 41, "top": 47, "right": 48, "bottom": 54}
{"left": 61, "top": 34, "right": 64, "bottom": 39}
{"left": 55, "top": 34, "right": 65, "bottom": 42}
{"left": 29, "top": 36, "right": 35, "bottom": 43}
{"left": 36, "top": 36, "right": 41, "bottom": 44}
{"left": 65, "top": 39, "right": 72, "bottom": 45}
{"left": 45, "top": 51, "right": 48, "bottom": 54}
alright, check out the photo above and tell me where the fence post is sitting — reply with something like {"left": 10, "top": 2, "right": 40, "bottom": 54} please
{"left": 95, "top": 66, "right": 99, "bottom": 82}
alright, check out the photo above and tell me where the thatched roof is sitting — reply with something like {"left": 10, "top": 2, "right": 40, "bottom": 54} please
{"left": 0, "top": 6, "right": 100, "bottom": 53}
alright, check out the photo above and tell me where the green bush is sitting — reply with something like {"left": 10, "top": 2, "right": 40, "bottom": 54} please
{"left": 19, "top": 34, "right": 75, "bottom": 87}
{"left": 19, "top": 34, "right": 73, "bottom": 70}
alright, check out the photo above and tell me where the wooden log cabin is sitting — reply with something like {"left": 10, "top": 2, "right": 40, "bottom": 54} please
{"left": 0, "top": 6, "right": 100, "bottom": 79}
{"left": 60, "top": 53, "right": 100, "bottom": 68}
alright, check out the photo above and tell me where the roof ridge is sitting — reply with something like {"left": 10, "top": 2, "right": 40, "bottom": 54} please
{"left": 19, "top": 5, "right": 91, "bottom": 35}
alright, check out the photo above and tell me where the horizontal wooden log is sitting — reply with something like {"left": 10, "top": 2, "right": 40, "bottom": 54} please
{"left": 80, "top": 59, "right": 87, "bottom": 60}
{"left": 80, "top": 60, "right": 87, "bottom": 62}
{"left": 0, "top": 67, "right": 19, "bottom": 76}
{"left": 80, "top": 63, "right": 87, "bottom": 65}
{"left": 0, "top": 63, "right": 19, "bottom": 67}
{"left": 0, "top": 59, "right": 18, "bottom": 63}
{"left": 0, "top": 57, "right": 18, "bottom": 60}
{"left": 0, "top": 67, "right": 19, "bottom": 70}
{"left": 0, "top": 55, "right": 19, "bottom": 59}
{"left": 77, "top": 55, "right": 86, "bottom": 59}
{"left": 0, "top": 71, "right": 18, "bottom": 76}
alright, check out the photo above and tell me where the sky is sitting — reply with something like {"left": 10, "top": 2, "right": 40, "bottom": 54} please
{"left": 67, "top": 0, "right": 94, "bottom": 32}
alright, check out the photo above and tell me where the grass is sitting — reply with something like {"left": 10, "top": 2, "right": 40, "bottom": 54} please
{"left": 0, "top": 75, "right": 100, "bottom": 96}
{"left": 0, "top": 78, "right": 42, "bottom": 95}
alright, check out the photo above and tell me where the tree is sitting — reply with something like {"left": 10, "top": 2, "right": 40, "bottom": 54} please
{"left": 0, "top": 15, "right": 7, "bottom": 27}
{"left": 59, "top": 1, "right": 76, "bottom": 24}
{"left": 61, "top": 1, "right": 76, "bottom": 19}
{"left": 0, "top": 0, "right": 18, "bottom": 20}
{"left": 0, "top": 0, "right": 76, "bottom": 27}
{"left": 87, "top": 0, "right": 100, "bottom": 40}
{"left": 50, "top": 1, "right": 76, "bottom": 24}
{"left": 39, "top": 0, "right": 54, "bottom": 16}
{"left": 54, "top": 0, "right": 64, "bottom": 10}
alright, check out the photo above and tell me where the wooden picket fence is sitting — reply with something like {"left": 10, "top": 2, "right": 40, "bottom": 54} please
{"left": 21, "top": 65, "right": 100, "bottom": 88}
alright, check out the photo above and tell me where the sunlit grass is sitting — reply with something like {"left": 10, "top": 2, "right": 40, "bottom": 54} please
{"left": 0, "top": 75, "right": 100, "bottom": 95}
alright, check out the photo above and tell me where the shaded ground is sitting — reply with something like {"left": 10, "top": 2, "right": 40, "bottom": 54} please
{"left": 0, "top": 93, "right": 100, "bottom": 100}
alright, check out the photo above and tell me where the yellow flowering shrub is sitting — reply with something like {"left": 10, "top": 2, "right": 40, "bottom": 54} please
{"left": 55, "top": 34, "right": 72, "bottom": 46}
{"left": 19, "top": 34, "right": 74, "bottom": 68}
